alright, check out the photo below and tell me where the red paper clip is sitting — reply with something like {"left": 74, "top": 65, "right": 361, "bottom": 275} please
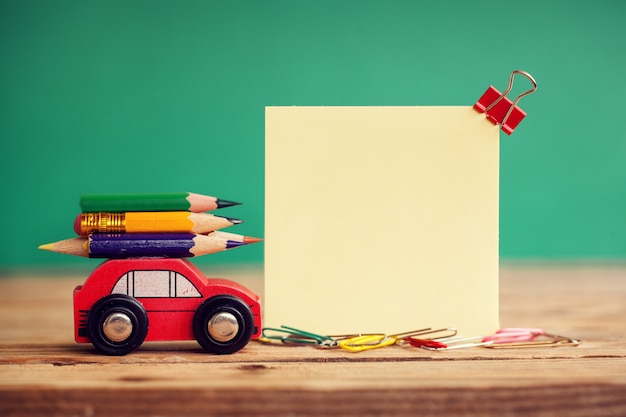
{"left": 474, "top": 70, "right": 537, "bottom": 135}
{"left": 407, "top": 338, "right": 448, "bottom": 349}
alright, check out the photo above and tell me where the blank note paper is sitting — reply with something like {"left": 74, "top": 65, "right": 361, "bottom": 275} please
{"left": 265, "top": 106, "right": 500, "bottom": 336}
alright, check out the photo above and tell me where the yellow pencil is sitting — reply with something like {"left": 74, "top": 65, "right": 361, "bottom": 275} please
{"left": 74, "top": 212, "right": 242, "bottom": 237}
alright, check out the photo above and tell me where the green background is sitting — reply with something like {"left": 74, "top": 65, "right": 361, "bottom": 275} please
{"left": 1, "top": 0, "right": 625, "bottom": 273}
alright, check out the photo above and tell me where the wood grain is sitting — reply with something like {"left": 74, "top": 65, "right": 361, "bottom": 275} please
{"left": 1, "top": 265, "right": 625, "bottom": 416}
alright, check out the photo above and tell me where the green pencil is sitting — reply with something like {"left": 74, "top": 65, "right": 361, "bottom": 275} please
{"left": 80, "top": 192, "right": 240, "bottom": 213}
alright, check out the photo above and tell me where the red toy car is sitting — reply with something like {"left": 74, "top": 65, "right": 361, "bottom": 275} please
{"left": 73, "top": 257, "right": 261, "bottom": 355}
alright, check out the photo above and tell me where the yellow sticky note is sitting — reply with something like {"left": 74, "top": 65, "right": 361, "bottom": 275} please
{"left": 265, "top": 106, "right": 499, "bottom": 336}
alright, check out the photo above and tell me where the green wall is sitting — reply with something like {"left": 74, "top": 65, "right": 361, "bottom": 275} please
{"left": 1, "top": 0, "right": 625, "bottom": 271}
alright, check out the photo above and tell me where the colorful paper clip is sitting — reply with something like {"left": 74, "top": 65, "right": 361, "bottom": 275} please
{"left": 403, "top": 328, "right": 458, "bottom": 349}
{"left": 474, "top": 70, "right": 537, "bottom": 135}
{"left": 260, "top": 326, "right": 338, "bottom": 348}
{"left": 337, "top": 328, "right": 458, "bottom": 352}
{"left": 420, "top": 335, "right": 494, "bottom": 350}
{"left": 338, "top": 328, "right": 431, "bottom": 352}
{"left": 482, "top": 328, "right": 581, "bottom": 349}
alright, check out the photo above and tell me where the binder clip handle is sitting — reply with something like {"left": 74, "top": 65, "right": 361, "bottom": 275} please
{"left": 485, "top": 70, "right": 537, "bottom": 125}
{"left": 474, "top": 70, "right": 537, "bottom": 135}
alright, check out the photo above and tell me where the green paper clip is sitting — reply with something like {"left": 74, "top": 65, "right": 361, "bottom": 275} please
{"left": 260, "top": 325, "right": 338, "bottom": 348}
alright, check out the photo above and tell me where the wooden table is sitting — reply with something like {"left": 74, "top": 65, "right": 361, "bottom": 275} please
{"left": 1, "top": 265, "right": 625, "bottom": 416}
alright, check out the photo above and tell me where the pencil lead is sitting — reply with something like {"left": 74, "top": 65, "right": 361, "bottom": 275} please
{"left": 215, "top": 199, "right": 241, "bottom": 208}
{"left": 38, "top": 243, "right": 53, "bottom": 251}
{"left": 225, "top": 240, "right": 247, "bottom": 249}
{"left": 215, "top": 215, "right": 243, "bottom": 225}
{"left": 243, "top": 236, "right": 263, "bottom": 243}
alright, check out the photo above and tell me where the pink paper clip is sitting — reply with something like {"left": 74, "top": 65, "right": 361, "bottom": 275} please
{"left": 474, "top": 70, "right": 537, "bottom": 135}
{"left": 482, "top": 328, "right": 581, "bottom": 349}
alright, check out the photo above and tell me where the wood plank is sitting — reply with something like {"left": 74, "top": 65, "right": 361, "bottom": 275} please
{"left": 1, "top": 357, "right": 626, "bottom": 416}
{"left": 2, "top": 384, "right": 625, "bottom": 417}
{"left": 1, "top": 363, "right": 625, "bottom": 417}
{"left": 1, "top": 265, "right": 626, "bottom": 416}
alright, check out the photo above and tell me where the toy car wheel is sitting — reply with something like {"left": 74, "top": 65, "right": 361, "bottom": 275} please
{"left": 86, "top": 294, "right": 149, "bottom": 356}
{"left": 193, "top": 295, "right": 254, "bottom": 354}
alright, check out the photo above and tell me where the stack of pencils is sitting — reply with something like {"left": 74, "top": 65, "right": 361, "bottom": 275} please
{"left": 39, "top": 192, "right": 261, "bottom": 258}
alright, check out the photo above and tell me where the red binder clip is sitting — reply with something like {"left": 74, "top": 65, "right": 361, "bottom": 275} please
{"left": 474, "top": 70, "right": 537, "bottom": 135}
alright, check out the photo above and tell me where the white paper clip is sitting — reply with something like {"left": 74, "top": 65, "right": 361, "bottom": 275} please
{"left": 421, "top": 335, "right": 494, "bottom": 350}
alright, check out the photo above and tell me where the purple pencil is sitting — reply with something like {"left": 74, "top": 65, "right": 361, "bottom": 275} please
{"left": 38, "top": 233, "right": 259, "bottom": 258}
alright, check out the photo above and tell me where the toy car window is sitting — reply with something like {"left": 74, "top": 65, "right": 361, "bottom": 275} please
{"left": 109, "top": 270, "right": 201, "bottom": 298}
{"left": 133, "top": 271, "right": 171, "bottom": 297}
{"left": 111, "top": 273, "right": 130, "bottom": 295}
{"left": 175, "top": 273, "right": 201, "bottom": 297}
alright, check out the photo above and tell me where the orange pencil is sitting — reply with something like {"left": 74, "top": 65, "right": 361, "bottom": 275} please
{"left": 74, "top": 212, "right": 242, "bottom": 236}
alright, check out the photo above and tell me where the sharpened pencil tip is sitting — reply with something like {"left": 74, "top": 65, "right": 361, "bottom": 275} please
{"left": 243, "top": 236, "right": 263, "bottom": 243}
{"left": 38, "top": 243, "right": 53, "bottom": 251}
{"left": 215, "top": 199, "right": 241, "bottom": 208}
{"left": 216, "top": 215, "right": 243, "bottom": 224}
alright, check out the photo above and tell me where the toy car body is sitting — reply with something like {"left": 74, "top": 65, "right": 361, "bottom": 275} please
{"left": 73, "top": 257, "right": 261, "bottom": 355}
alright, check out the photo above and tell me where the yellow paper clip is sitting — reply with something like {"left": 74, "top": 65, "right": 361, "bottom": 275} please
{"left": 338, "top": 328, "right": 431, "bottom": 353}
